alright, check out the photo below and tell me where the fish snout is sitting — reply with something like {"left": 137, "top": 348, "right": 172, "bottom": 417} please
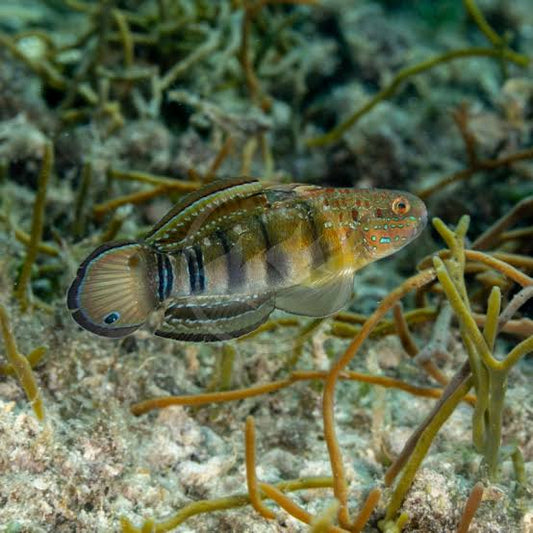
{"left": 409, "top": 194, "right": 428, "bottom": 238}
{"left": 359, "top": 191, "right": 427, "bottom": 260}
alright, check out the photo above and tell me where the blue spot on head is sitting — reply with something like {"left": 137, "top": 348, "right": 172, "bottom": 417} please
{"left": 380, "top": 237, "right": 391, "bottom": 244}
{"left": 104, "top": 312, "right": 120, "bottom": 325}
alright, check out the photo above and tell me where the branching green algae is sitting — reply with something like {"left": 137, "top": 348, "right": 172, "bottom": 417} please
{"left": 307, "top": 47, "right": 529, "bottom": 148}
{"left": 14, "top": 141, "right": 54, "bottom": 313}
{"left": 120, "top": 476, "right": 335, "bottom": 533}
{"left": 126, "top": 208, "right": 531, "bottom": 532}
{"left": 307, "top": 0, "right": 529, "bottom": 147}
{"left": 381, "top": 215, "right": 533, "bottom": 527}
{"left": 456, "top": 481, "right": 484, "bottom": 533}
{"left": 432, "top": 217, "right": 533, "bottom": 479}
{"left": 0, "top": 305, "right": 46, "bottom": 421}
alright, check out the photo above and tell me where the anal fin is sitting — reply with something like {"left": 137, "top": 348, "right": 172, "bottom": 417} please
{"left": 155, "top": 294, "right": 274, "bottom": 342}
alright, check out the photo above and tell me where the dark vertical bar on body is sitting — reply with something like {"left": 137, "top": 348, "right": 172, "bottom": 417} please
{"left": 257, "top": 213, "right": 288, "bottom": 286}
{"left": 184, "top": 248, "right": 198, "bottom": 294}
{"left": 216, "top": 230, "right": 245, "bottom": 291}
{"left": 193, "top": 245, "right": 205, "bottom": 292}
{"left": 299, "top": 199, "right": 329, "bottom": 270}
{"left": 156, "top": 253, "right": 165, "bottom": 301}
{"left": 156, "top": 253, "right": 174, "bottom": 300}
{"left": 164, "top": 254, "right": 173, "bottom": 298}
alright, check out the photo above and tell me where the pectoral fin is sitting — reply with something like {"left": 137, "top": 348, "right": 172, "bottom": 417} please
{"left": 275, "top": 270, "right": 354, "bottom": 317}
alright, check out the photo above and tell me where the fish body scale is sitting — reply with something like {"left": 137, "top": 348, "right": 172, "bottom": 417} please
{"left": 67, "top": 179, "right": 427, "bottom": 342}
{"left": 164, "top": 188, "right": 358, "bottom": 298}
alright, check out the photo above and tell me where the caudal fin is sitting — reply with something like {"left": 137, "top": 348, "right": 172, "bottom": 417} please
{"left": 67, "top": 241, "right": 158, "bottom": 338}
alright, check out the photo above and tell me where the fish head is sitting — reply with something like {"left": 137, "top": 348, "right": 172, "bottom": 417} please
{"left": 67, "top": 242, "right": 159, "bottom": 338}
{"left": 357, "top": 189, "right": 427, "bottom": 261}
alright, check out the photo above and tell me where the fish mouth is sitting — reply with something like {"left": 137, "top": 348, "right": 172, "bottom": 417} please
{"left": 402, "top": 203, "right": 427, "bottom": 243}
{"left": 411, "top": 198, "right": 428, "bottom": 235}
{"left": 418, "top": 206, "right": 428, "bottom": 232}
{"left": 412, "top": 215, "right": 427, "bottom": 240}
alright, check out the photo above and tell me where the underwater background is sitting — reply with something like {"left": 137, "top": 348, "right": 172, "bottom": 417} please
{"left": 0, "top": 0, "right": 532, "bottom": 531}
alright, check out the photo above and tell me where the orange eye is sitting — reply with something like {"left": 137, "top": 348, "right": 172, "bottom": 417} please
{"left": 392, "top": 196, "right": 410, "bottom": 215}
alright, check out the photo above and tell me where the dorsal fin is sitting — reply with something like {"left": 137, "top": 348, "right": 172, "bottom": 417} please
{"left": 144, "top": 177, "right": 263, "bottom": 250}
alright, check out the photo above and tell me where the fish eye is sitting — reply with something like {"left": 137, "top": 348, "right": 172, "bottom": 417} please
{"left": 104, "top": 311, "right": 120, "bottom": 325}
{"left": 392, "top": 196, "right": 410, "bottom": 215}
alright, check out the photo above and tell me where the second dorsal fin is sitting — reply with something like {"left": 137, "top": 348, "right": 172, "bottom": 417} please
{"left": 144, "top": 177, "right": 263, "bottom": 250}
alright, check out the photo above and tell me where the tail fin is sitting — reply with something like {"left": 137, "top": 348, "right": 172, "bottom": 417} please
{"left": 67, "top": 242, "right": 158, "bottom": 338}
